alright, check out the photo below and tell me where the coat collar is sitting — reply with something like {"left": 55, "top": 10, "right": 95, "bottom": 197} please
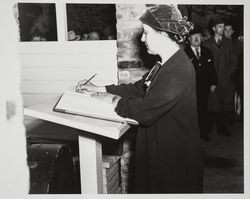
{"left": 162, "top": 48, "right": 185, "bottom": 67}
{"left": 146, "top": 49, "right": 185, "bottom": 92}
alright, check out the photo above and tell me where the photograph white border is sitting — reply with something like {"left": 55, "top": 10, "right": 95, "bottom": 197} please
{"left": 0, "top": 0, "right": 249, "bottom": 199}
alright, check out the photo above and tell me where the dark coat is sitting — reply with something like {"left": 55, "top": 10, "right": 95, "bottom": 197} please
{"left": 106, "top": 49, "right": 203, "bottom": 193}
{"left": 203, "top": 37, "right": 238, "bottom": 111}
{"left": 184, "top": 45, "right": 218, "bottom": 112}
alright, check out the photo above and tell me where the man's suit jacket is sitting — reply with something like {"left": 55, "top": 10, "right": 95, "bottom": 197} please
{"left": 184, "top": 45, "right": 218, "bottom": 110}
{"left": 203, "top": 37, "right": 238, "bottom": 111}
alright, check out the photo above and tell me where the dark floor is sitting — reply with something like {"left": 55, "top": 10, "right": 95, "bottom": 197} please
{"left": 202, "top": 119, "right": 244, "bottom": 193}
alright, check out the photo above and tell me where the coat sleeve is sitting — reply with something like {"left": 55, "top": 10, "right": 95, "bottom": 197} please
{"left": 105, "top": 73, "right": 148, "bottom": 98}
{"left": 114, "top": 64, "right": 192, "bottom": 126}
{"left": 228, "top": 40, "right": 238, "bottom": 76}
{"left": 206, "top": 49, "right": 218, "bottom": 86}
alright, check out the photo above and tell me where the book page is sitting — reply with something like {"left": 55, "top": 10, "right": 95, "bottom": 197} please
{"left": 54, "top": 88, "right": 138, "bottom": 125}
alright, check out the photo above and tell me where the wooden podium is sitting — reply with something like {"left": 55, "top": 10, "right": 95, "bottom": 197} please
{"left": 24, "top": 97, "right": 131, "bottom": 194}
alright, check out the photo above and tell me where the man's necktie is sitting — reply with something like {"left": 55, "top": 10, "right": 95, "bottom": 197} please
{"left": 195, "top": 48, "right": 200, "bottom": 59}
{"left": 217, "top": 38, "right": 221, "bottom": 47}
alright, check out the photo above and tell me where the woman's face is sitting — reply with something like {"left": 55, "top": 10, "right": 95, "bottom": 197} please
{"left": 141, "top": 24, "right": 163, "bottom": 55}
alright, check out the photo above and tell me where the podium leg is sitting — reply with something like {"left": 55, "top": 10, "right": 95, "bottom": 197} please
{"left": 78, "top": 135, "right": 103, "bottom": 193}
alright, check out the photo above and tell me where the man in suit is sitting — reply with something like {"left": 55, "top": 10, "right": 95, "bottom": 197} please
{"left": 185, "top": 25, "right": 217, "bottom": 141}
{"left": 203, "top": 18, "right": 238, "bottom": 136}
{"left": 224, "top": 22, "right": 234, "bottom": 40}
{"left": 224, "top": 20, "right": 243, "bottom": 121}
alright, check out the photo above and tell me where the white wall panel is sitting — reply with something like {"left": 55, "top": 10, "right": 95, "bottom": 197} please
{"left": 18, "top": 41, "right": 117, "bottom": 53}
{"left": 20, "top": 53, "right": 116, "bottom": 68}
{"left": 21, "top": 68, "right": 117, "bottom": 81}
{"left": 21, "top": 80, "right": 113, "bottom": 94}
{"left": 22, "top": 94, "right": 59, "bottom": 107}
{"left": 19, "top": 41, "right": 118, "bottom": 107}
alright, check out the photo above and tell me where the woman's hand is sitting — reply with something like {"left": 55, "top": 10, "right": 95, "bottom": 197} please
{"left": 90, "top": 92, "right": 121, "bottom": 106}
{"left": 75, "top": 79, "right": 105, "bottom": 93}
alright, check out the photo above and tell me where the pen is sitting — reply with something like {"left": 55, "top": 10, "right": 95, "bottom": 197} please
{"left": 75, "top": 73, "right": 97, "bottom": 92}
{"left": 83, "top": 73, "right": 97, "bottom": 85}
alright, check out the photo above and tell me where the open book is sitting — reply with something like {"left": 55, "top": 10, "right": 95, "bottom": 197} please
{"left": 53, "top": 86, "right": 138, "bottom": 125}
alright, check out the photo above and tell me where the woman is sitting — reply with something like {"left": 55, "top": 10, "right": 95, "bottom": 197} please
{"left": 76, "top": 5, "right": 203, "bottom": 193}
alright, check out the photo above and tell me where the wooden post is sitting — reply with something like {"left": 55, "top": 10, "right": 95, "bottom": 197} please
{"left": 78, "top": 135, "right": 103, "bottom": 193}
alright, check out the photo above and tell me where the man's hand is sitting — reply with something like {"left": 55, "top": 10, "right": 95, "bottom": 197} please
{"left": 210, "top": 85, "right": 216, "bottom": 93}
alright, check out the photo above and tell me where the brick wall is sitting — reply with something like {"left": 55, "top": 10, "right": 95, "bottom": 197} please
{"left": 116, "top": 4, "right": 149, "bottom": 84}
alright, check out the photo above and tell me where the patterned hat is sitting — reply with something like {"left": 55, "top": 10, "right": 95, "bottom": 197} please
{"left": 139, "top": 4, "right": 194, "bottom": 37}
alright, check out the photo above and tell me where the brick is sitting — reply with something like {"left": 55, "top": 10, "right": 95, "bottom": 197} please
{"left": 117, "top": 61, "right": 130, "bottom": 69}
{"left": 116, "top": 13, "right": 123, "bottom": 20}
{"left": 117, "top": 40, "right": 137, "bottom": 50}
{"left": 117, "top": 49, "right": 141, "bottom": 60}
{"left": 118, "top": 70, "right": 130, "bottom": 82}
{"left": 116, "top": 9, "right": 144, "bottom": 20}
{"left": 117, "top": 61, "right": 142, "bottom": 69}
{"left": 118, "top": 68, "right": 148, "bottom": 84}
{"left": 117, "top": 40, "right": 142, "bottom": 50}
{"left": 116, "top": 4, "right": 146, "bottom": 23}
{"left": 120, "top": 166, "right": 129, "bottom": 172}
{"left": 129, "top": 68, "right": 148, "bottom": 81}
{"left": 116, "top": 20, "right": 142, "bottom": 30}
{"left": 116, "top": 4, "right": 146, "bottom": 12}
{"left": 117, "top": 29, "right": 142, "bottom": 41}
